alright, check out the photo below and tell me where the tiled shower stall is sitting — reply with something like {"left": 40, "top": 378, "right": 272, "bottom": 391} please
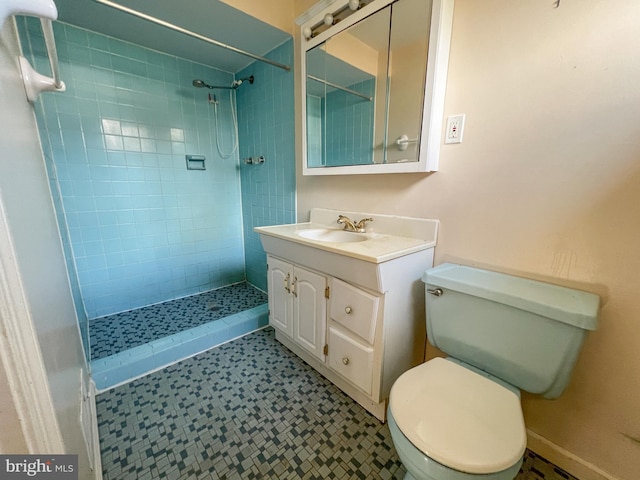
{"left": 17, "top": 17, "right": 295, "bottom": 386}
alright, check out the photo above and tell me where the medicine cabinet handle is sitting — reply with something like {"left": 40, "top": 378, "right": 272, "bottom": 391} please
{"left": 396, "top": 134, "right": 418, "bottom": 151}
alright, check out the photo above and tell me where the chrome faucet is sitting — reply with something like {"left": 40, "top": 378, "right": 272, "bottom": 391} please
{"left": 337, "top": 215, "right": 373, "bottom": 233}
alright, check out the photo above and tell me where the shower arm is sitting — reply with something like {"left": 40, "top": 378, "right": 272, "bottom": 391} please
{"left": 94, "top": 0, "right": 291, "bottom": 72}
{"left": 201, "top": 83, "right": 235, "bottom": 90}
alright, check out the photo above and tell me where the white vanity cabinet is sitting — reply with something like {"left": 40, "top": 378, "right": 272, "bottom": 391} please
{"left": 267, "top": 256, "right": 327, "bottom": 360}
{"left": 257, "top": 208, "right": 438, "bottom": 422}
{"left": 266, "top": 250, "right": 431, "bottom": 422}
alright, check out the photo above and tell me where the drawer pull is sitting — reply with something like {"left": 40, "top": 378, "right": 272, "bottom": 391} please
{"left": 342, "top": 357, "right": 350, "bottom": 365}
{"left": 345, "top": 306, "right": 353, "bottom": 314}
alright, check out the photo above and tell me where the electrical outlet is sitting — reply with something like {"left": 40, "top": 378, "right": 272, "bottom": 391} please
{"left": 445, "top": 114, "right": 465, "bottom": 144}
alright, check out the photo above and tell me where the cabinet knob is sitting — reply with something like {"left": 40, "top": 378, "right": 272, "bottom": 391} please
{"left": 342, "top": 357, "right": 350, "bottom": 365}
{"left": 345, "top": 306, "right": 352, "bottom": 314}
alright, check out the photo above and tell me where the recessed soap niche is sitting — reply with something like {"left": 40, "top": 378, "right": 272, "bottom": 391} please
{"left": 186, "top": 154, "right": 206, "bottom": 170}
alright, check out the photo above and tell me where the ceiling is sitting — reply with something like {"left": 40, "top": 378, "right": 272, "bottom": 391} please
{"left": 54, "top": 0, "right": 292, "bottom": 73}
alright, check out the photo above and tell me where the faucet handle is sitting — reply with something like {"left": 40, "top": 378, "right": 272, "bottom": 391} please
{"left": 337, "top": 215, "right": 358, "bottom": 231}
{"left": 355, "top": 217, "right": 373, "bottom": 231}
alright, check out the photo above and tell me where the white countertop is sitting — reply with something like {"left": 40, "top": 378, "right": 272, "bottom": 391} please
{"left": 254, "top": 221, "right": 436, "bottom": 264}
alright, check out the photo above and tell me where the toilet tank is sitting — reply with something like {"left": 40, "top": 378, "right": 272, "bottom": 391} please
{"left": 422, "top": 263, "right": 599, "bottom": 398}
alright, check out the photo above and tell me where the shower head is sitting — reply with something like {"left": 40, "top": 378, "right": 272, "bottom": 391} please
{"left": 192, "top": 79, "right": 214, "bottom": 89}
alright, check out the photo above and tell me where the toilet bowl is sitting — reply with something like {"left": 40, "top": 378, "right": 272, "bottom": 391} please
{"left": 387, "top": 263, "right": 599, "bottom": 480}
{"left": 388, "top": 358, "right": 525, "bottom": 480}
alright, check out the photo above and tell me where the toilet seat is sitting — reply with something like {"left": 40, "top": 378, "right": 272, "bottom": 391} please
{"left": 389, "top": 357, "right": 526, "bottom": 475}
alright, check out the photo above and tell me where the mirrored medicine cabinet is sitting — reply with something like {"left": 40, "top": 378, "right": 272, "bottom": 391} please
{"left": 300, "top": 0, "right": 454, "bottom": 175}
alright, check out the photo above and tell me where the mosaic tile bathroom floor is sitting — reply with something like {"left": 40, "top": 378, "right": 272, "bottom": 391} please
{"left": 96, "top": 328, "right": 578, "bottom": 480}
{"left": 90, "top": 282, "right": 268, "bottom": 360}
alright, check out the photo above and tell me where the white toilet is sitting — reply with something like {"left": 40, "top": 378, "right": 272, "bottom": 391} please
{"left": 388, "top": 263, "right": 599, "bottom": 480}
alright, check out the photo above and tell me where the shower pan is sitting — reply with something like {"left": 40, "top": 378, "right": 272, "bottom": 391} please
{"left": 90, "top": 284, "right": 268, "bottom": 390}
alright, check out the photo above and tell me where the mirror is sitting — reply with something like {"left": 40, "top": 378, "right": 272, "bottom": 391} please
{"left": 300, "top": 0, "right": 454, "bottom": 175}
{"left": 305, "top": 7, "right": 388, "bottom": 167}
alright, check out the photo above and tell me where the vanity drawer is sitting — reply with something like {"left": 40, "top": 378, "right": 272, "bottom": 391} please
{"left": 328, "top": 327, "right": 374, "bottom": 395}
{"left": 330, "top": 278, "right": 379, "bottom": 344}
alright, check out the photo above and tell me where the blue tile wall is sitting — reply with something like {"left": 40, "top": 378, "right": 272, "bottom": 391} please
{"left": 236, "top": 40, "right": 296, "bottom": 291}
{"left": 19, "top": 19, "right": 247, "bottom": 318}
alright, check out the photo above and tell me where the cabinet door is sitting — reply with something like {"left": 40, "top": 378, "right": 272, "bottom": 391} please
{"left": 267, "top": 256, "right": 293, "bottom": 337}
{"left": 292, "top": 266, "right": 327, "bottom": 360}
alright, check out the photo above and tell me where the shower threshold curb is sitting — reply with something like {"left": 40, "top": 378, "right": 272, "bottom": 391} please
{"left": 91, "top": 304, "right": 269, "bottom": 392}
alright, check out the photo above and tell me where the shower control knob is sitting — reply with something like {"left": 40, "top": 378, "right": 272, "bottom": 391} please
{"left": 342, "top": 357, "right": 350, "bottom": 365}
{"left": 345, "top": 306, "right": 352, "bottom": 314}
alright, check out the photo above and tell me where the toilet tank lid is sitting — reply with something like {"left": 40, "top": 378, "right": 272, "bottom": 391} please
{"left": 422, "top": 263, "right": 599, "bottom": 330}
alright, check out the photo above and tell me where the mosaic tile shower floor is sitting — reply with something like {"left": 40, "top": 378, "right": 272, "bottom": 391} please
{"left": 96, "top": 328, "right": 579, "bottom": 480}
{"left": 90, "top": 283, "right": 268, "bottom": 360}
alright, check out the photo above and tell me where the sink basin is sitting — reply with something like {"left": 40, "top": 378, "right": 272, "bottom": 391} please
{"left": 297, "top": 228, "right": 368, "bottom": 243}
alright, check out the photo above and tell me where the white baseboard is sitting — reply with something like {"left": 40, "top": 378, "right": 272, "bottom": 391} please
{"left": 84, "top": 378, "right": 103, "bottom": 479}
{"left": 90, "top": 380, "right": 103, "bottom": 479}
{"left": 527, "top": 430, "right": 619, "bottom": 480}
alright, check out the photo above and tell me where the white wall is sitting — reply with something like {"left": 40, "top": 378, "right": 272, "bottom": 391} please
{"left": 296, "top": 1, "right": 640, "bottom": 479}
{"left": 221, "top": 0, "right": 296, "bottom": 33}
{"left": 0, "top": 19, "right": 95, "bottom": 479}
